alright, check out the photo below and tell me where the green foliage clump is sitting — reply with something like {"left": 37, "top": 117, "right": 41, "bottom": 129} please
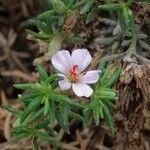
{"left": 98, "top": 0, "right": 137, "bottom": 37}
{"left": 3, "top": 64, "right": 82, "bottom": 148}
{"left": 83, "top": 66, "right": 121, "bottom": 134}
{"left": 3, "top": 64, "right": 121, "bottom": 148}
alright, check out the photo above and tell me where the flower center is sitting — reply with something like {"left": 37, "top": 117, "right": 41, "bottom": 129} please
{"left": 69, "top": 64, "right": 79, "bottom": 82}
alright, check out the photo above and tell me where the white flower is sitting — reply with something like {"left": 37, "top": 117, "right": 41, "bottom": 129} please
{"left": 51, "top": 49, "right": 100, "bottom": 98}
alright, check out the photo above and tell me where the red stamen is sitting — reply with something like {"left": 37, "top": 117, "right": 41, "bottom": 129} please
{"left": 69, "top": 65, "right": 79, "bottom": 81}
{"left": 73, "top": 72, "right": 79, "bottom": 80}
{"left": 73, "top": 65, "right": 78, "bottom": 72}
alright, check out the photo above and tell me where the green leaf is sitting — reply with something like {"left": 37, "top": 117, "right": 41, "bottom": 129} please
{"left": 36, "top": 20, "right": 49, "bottom": 34}
{"left": 24, "top": 108, "right": 44, "bottom": 125}
{"left": 44, "top": 97, "right": 50, "bottom": 116}
{"left": 50, "top": 0, "right": 68, "bottom": 15}
{"left": 122, "top": 5, "right": 130, "bottom": 22}
{"left": 45, "top": 74, "right": 58, "bottom": 84}
{"left": 103, "top": 104, "right": 115, "bottom": 134}
{"left": 104, "top": 68, "right": 121, "bottom": 87}
{"left": 128, "top": 9, "right": 137, "bottom": 38}
{"left": 14, "top": 83, "right": 35, "bottom": 90}
{"left": 99, "top": 88, "right": 116, "bottom": 99}
{"left": 80, "top": 0, "right": 94, "bottom": 14}
{"left": 56, "top": 105, "right": 69, "bottom": 133}
{"left": 45, "top": 15, "right": 54, "bottom": 33}
{"left": 86, "top": 7, "right": 99, "bottom": 24}
{"left": 21, "top": 19, "right": 36, "bottom": 28}
{"left": 50, "top": 78, "right": 59, "bottom": 89}
{"left": 20, "top": 97, "right": 41, "bottom": 123}
{"left": 83, "top": 108, "right": 91, "bottom": 127}
{"left": 99, "top": 66, "right": 111, "bottom": 86}
{"left": 15, "top": 83, "right": 47, "bottom": 93}
{"left": 35, "top": 130, "right": 55, "bottom": 142}
{"left": 62, "top": 104, "right": 70, "bottom": 126}
{"left": 36, "top": 64, "right": 48, "bottom": 82}
{"left": 48, "top": 99, "right": 55, "bottom": 123}
{"left": 99, "top": 106, "right": 104, "bottom": 119}
{"left": 98, "top": 61, "right": 108, "bottom": 77}
{"left": 12, "top": 126, "right": 33, "bottom": 134}
{"left": 36, "top": 130, "right": 50, "bottom": 140}
{"left": 100, "top": 67, "right": 121, "bottom": 88}
{"left": 94, "top": 105, "right": 100, "bottom": 126}
{"left": 38, "top": 10, "right": 55, "bottom": 20}
{"left": 101, "top": 96, "right": 118, "bottom": 101}
{"left": 118, "top": 8, "right": 126, "bottom": 34}
{"left": 20, "top": 92, "right": 41, "bottom": 104}
{"left": 12, "top": 133, "right": 29, "bottom": 142}
{"left": 98, "top": 3, "right": 120, "bottom": 11}
{"left": 103, "top": 99, "right": 115, "bottom": 108}
{"left": 26, "top": 30, "right": 50, "bottom": 39}
{"left": 67, "top": 35, "right": 85, "bottom": 44}
{"left": 66, "top": 0, "right": 76, "bottom": 10}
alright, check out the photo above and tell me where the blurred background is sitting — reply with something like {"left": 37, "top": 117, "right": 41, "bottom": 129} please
{"left": 0, "top": 0, "right": 43, "bottom": 149}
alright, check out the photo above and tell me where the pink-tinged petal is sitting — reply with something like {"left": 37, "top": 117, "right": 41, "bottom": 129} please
{"left": 59, "top": 78, "right": 71, "bottom": 90}
{"left": 71, "top": 49, "right": 92, "bottom": 72}
{"left": 80, "top": 70, "right": 100, "bottom": 84}
{"left": 51, "top": 50, "right": 72, "bottom": 74}
{"left": 72, "top": 83, "right": 93, "bottom": 98}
